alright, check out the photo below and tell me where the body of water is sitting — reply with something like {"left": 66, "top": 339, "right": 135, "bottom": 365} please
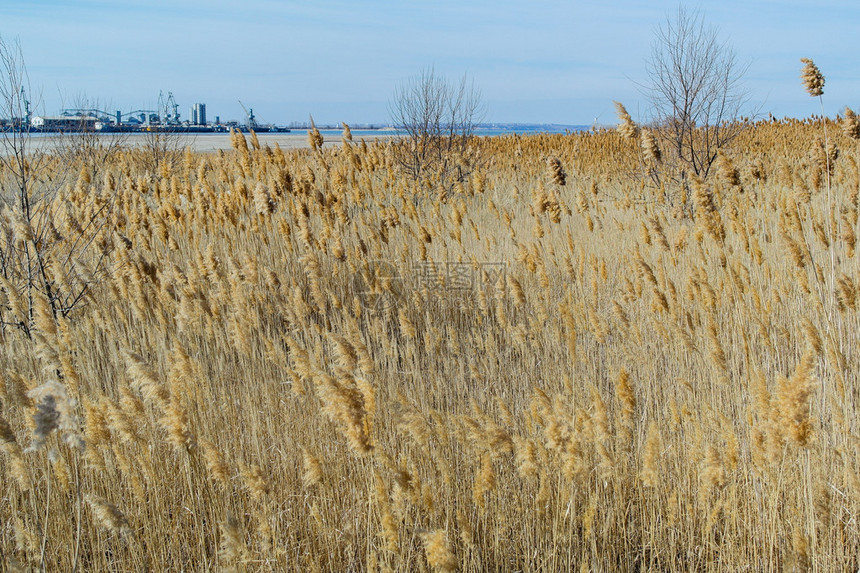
{"left": 317, "top": 124, "right": 589, "bottom": 138}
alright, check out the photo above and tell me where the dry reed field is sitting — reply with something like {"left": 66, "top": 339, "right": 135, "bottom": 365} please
{"left": 1, "top": 116, "right": 860, "bottom": 572}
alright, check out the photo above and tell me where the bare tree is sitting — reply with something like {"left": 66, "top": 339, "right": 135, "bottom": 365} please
{"left": 58, "top": 94, "right": 129, "bottom": 180}
{"left": 643, "top": 6, "right": 749, "bottom": 181}
{"left": 140, "top": 126, "right": 186, "bottom": 175}
{"left": 0, "top": 37, "right": 114, "bottom": 336}
{"left": 389, "top": 67, "right": 485, "bottom": 190}
{"left": 0, "top": 38, "right": 46, "bottom": 210}
{"left": 130, "top": 92, "right": 189, "bottom": 175}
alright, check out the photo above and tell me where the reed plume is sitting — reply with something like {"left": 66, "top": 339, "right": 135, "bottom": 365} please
{"left": 252, "top": 181, "right": 275, "bottom": 215}
{"left": 86, "top": 495, "right": 131, "bottom": 536}
{"left": 473, "top": 451, "right": 496, "bottom": 508}
{"left": 548, "top": 157, "right": 566, "bottom": 186}
{"left": 615, "top": 367, "right": 635, "bottom": 457}
{"left": 640, "top": 421, "right": 661, "bottom": 488}
{"left": 800, "top": 58, "right": 825, "bottom": 97}
{"left": 590, "top": 385, "right": 614, "bottom": 478}
{"left": 614, "top": 101, "right": 639, "bottom": 140}
{"left": 308, "top": 116, "right": 324, "bottom": 152}
{"left": 241, "top": 463, "right": 270, "bottom": 499}
{"left": 812, "top": 138, "right": 838, "bottom": 177}
{"left": 692, "top": 178, "right": 725, "bottom": 242}
{"left": 219, "top": 514, "right": 248, "bottom": 567}
{"left": 301, "top": 447, "right": 323, "bottom": 488}
{"left": 640, "top": 129, "right": 661, "bottom": 164}
{"left": 421, "top": 529, "right": 457, "bottom": 572}
{"left": 716, "top": 152, "right": 740, "bottom": 188}
{"left": 125, "top": 350, "right": 169, "bottom": 408}
{"left": 313, "top": 371, "right": 374, "bottom": 454}
{"left": 200, "top": 438, "right": 231, "bottom": 487}
{"left": 778, "top": 350, "right": 816, "bottom": 447}
{"left": 843, "top": 107, "right": 860, "bottom": 140}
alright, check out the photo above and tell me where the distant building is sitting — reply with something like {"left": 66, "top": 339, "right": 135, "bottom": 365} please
{"left": 31, "top": 115, "right": 98, "bottom": 131}
{"left": 190, "top": 103, "right": 206, "bottom": 126}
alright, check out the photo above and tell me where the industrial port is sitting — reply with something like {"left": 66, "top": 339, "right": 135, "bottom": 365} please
{"left": 1, "top": 90, "right": 291, "bottom": 134}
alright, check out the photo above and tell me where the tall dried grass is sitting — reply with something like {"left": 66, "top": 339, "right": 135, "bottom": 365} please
{"left": 0, "top": 116, "right": 858, "bottom": 571}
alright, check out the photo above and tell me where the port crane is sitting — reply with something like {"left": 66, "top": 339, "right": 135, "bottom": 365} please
{"left": 238, "top": 100, "right": 259, "bottom": 131}
{"left": 158, "top": 91, "right": 181, "bottom": 125}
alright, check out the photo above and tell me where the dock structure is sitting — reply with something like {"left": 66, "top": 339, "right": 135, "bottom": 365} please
{"left": 2, "top": 94, "right": 289, "bottom": 133}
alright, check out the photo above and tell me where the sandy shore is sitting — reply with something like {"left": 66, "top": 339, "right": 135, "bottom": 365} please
{"left": 29, "top": 131, "right": 399, "bottom": 153}
{"left": 172, "top": 131, "right": 399, "bottom": 152}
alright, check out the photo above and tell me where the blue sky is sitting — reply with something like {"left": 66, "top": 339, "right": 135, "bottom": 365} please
{"left": 2, "top": 0, "right": 858, "bottom": 125}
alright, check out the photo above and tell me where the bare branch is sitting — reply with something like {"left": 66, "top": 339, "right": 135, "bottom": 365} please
{"left": 0, "top": 36, "right": 117, "bottom": 336}
{"left": 388, "top": 67, "right": 485, "bottom": 190}
{"left": 642, "top": 6, "right": 751, "bottom": 182}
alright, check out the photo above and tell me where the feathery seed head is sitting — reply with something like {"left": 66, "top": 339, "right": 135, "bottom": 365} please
{"left": 421, "top": 529, "right": 457, "bottom": 572}
{"left": 547, "top": 157, "right": 566, "bottom": 186}
{"left": 301, "top": 447, "right": 323, "bottom": 488}
{"left": 641, "top": 130, "right": 661, "bottom": 163}
{"left": 641, "top": 422, "right": 661, "bottom": 488}
{"left": 308, "top": 116, "right": 324, "bottom": 152}
{"left": 779, "top": 350, "right": 817, "bottom": 447}
{"left": 843, "top": 107, "right": 860, "bottom": 140}
{"left": 252, "top": 182, "right": 275, "bottom": 215}
{"left": 219, "top": 514, "right": 248, "bottom": 565}
{"left": 86, "top": 495, "right": 130, "bottom": 536}
{"left": 124, "top": 350, "right": 169, "bottom": 407}
{"left": 800, "top": 58, "right": 825, "bottom": 97}
{"left": 614, "top": 101, "right": 639, "bottom": 140}
{"left": 200, "top": 438, "right": 231, "bottom": 486}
